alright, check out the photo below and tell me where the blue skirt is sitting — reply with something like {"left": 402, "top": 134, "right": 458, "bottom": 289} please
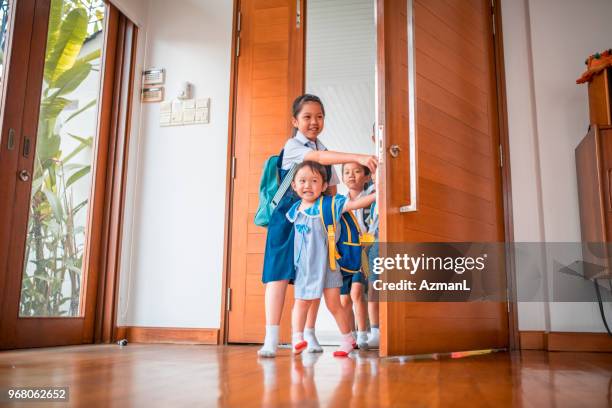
{"left": 262, "top": 192, "right": 300, "bottom": 283}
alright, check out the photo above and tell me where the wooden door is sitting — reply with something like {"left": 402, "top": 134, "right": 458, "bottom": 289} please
{"left": 378, "top": 0, "right": 509, "bottom": 356}
{"left": 226, "top": 0, "right": 303, "bottom": 343}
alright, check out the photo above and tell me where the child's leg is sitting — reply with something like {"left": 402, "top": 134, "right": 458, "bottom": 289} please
{"left": 340, "top": 294, "right": 355, "bottom": 331}
{"left": 292, "top": 299, "right": 312, "bottom": 354}
{"left": 340, "top": 274, "right": 355, "bottom": 333}
{"left": 323, "top": 288, "right": 354, "bottom": 357}
{"left": 367, "top": 300, "right": 380, "bottom": 349}
{"left": 351, "top": 282, "right": 368, "bottom": 348}
{"left": 258, "top": 280, "right": 289, "bottom": 357}
{"left": 304, "top": 298, "right": 323, "bottom": 353}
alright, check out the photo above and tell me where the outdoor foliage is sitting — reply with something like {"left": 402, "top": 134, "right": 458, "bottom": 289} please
{"left": 20, "top": 0, "right": 103, "bottom": 317}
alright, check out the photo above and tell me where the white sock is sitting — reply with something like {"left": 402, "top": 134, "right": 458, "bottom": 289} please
{"left": 357, "top": 331, "right": 368, "bottom": 348}
{"left": 304, "top": 328, "right": 323, "bottom": 353}
{"left": 258, "top": 325, "right": 279, "bottom": 357}
{"left": 334, "top": 332, "right": 355, "bottom": 356}
{"left": 367, "top": 327, "right": 380, "bottom": 349}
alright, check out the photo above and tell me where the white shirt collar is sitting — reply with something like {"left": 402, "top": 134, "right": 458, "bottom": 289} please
{"left": 295, "top": 131, "right": 319, "bottom": 149}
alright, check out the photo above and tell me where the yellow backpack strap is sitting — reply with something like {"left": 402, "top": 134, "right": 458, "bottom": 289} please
{"left": 318, "top": 196, "right": 337, "bottom": 270}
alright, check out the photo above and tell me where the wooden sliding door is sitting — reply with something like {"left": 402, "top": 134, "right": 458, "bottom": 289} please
{"left": 0, "top": 0, "right": 137, "bottom": 349}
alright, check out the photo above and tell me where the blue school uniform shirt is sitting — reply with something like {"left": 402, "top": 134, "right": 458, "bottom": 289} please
{"left": 281, "top": 131, "right": 340, "bottom": 186}
{"left": 347, "top": 190, "right": 370, "bottom": 234}
{"left": 286, "top": 195, "right": 347, "bottom": 300}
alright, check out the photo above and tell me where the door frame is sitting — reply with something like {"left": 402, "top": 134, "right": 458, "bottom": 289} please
{"left": 219, "top": 0, "right": 518, "bottom": 349}
{"left": 491, "top": 0, "right": 519, "bottom": 350}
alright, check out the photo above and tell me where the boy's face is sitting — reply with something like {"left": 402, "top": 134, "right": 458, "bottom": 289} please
{"left": 291, "top": 102, "right": 324, "bottom": 141}
{"left": 342, "top": 163, "right": 370, "bottom": 191}
{"left": 292, "top": 166, "right": 327, "bottom": 203}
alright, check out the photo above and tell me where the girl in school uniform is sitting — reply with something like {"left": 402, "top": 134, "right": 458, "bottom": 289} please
{"left": 258, "top": 94, "right": 377, "bottom": 358}
{"left": 287, "top": 161, "right": 376, "bottom": 357}
{"left": 340, "top": 162, "right": 372, "bottom": 349}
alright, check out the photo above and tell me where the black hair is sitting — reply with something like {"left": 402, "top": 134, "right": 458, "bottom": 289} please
{"left": 341, "top": 162, "right": 371, "bottom": 176}
{"left": 292, "top": 94, "right": 326, "bottom": 118}
{"left": 292, "top": 161, "right": 328, "bottom": 182}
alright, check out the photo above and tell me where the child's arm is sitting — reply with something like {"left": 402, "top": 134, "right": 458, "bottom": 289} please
{"left": 304, "top": 150, "right": 377, "bottom": 173}
{"left": 343, "top": 193, "right": 376, "bottom": 212}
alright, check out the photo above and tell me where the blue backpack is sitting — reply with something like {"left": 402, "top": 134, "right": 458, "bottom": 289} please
{"left": 254, "top": 143, "right": 333, "bottom": 227}
{"left": 254, "top": 150, "right": 298, "bottom": 227}
{"left": 318, "top": 195, "right": 362, "bottom": 273}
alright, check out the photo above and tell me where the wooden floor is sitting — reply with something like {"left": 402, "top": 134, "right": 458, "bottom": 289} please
{"left": 0, "top": 345, "right": 611, "bottom": 407}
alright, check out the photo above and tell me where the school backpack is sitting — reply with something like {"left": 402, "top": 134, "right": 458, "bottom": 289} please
{"left": 254, "top": 139, "right": 334, "bottom": 227}
{"left": 318, "top": 195, "right": 363, "bottom": 273}
{"left": 254, "top": 150, "right": 297, "bottom": 227}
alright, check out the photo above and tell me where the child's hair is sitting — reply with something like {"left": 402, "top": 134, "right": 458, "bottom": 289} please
{"left": 292, "top": 94, "right": 326, "bottom": 118}
{"left": 342, "top": 162, "right": 371, "bottom": 176}
{"left": 293, "top": 161, "right": 328, "bottom": 182}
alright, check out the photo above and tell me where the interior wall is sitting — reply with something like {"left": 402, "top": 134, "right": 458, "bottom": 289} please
{"left": 501, "top": 0, "right": 612, "bottom": 332}
{"left": 116, "top": 0, "right": 234, "bottom": 328}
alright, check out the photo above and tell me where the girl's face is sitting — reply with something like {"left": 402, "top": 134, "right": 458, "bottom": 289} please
{"left": 292, "top": 102, "right": 324, "bottom": 141}
{"left": 343, "top": 163, "right": 370, "bottom": 191}
{"left": 292, "top": 166, "right": 327, "bottom": 203}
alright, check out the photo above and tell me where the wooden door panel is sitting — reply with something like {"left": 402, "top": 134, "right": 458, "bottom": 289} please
{"left": 417, "top": 102, "right": 491, "bottom": 155}
{"left": 227, "top": 0, "right": 300, "bottom": 343}
{"left": 380, "top": 0, "right": 508, "bottom": 356}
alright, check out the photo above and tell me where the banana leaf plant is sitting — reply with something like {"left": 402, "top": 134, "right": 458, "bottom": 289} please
{"left": 20, "top": 0, "right": 103, "bottom": 317}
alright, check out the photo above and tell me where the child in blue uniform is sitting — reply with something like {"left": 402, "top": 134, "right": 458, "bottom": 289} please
{"left": 287, "top": 161, "right": 375, "bottom": 357}
{"left": 259, "top": 94, "right": 377, "bottom": 358}
{"left": 340, "top": 162, "right": 371, "bottom": 349}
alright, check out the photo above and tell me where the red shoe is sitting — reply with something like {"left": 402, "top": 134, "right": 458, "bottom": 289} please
{"left": 293, "top": 340, "right": 307, "bottom": 355}
{"left": 333, "top": 350, "right": 349, "bottom": 357}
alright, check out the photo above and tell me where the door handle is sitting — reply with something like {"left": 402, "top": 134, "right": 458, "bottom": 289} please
{"left": 18, "top": 169, "right": 30, "bottom": 182}
{"left": 389, "top": 144, "right": 402, "bottom": 158}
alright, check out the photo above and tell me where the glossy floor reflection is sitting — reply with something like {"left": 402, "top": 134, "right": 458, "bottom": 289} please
{"left": 0, "top": 344, "right": 611, "bottom": 407}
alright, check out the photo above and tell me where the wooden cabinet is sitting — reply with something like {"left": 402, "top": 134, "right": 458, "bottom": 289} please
{"left": 576, "top": 125, "right": 612, "bottom": 279}
{"left": 588, "top": 68, "right": 612, "bottom": 126}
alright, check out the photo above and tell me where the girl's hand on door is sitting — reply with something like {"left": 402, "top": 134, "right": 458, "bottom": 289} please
{"left": 358, "top": 155, "right": 377, "bottom": 174}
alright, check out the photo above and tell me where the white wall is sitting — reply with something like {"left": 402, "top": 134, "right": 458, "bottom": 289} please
{"left": 502, "top": 0, "right": 612, "bottom": 332}
{"left": 117, "top": 0, "right": 234, "bottom": 328}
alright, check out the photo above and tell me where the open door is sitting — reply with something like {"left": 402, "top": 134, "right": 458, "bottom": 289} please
{"left": 226, "top": 0, "right": 509, "bottom": 354}
{"left": 377, "top": 0, "right": 509, "bottom": 356}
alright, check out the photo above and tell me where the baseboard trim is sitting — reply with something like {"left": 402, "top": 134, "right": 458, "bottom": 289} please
{"left": 547, "top": 332, "right": 612, "bottom": 352}
{"left": 116, "top": 326, "right": 219, "bottom": 345}
{"left": 519, "top": 331, "right": 547, "bottom": 350}
{"left": 520, "top": 331, "right": 612, "bottom": 352}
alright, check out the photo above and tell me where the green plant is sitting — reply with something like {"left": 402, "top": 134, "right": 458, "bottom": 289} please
{"left": 19, "top": 0, "right": 104, "bottom": 317}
